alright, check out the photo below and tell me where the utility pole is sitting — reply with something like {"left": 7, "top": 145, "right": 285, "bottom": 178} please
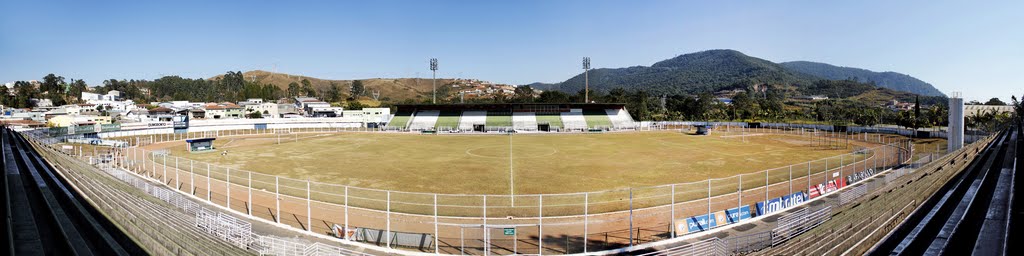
{"left": 583, "top": 57, "right": 590, "bottom": 103}
{"left": 430, "top": 58, "right": 438, "bottom": 104}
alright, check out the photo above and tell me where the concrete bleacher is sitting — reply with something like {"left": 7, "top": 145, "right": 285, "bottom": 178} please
{"left": 512, "top": 112, "right": 537, "bottom": 130}
{"left": 535, "top": 113, "right": 564, "bottom": 129}
{"left": 485, "top": 111, "right": 512, "bottom": 128}
{"left": 458, "top": 111, "right": 487, "bottom": 130}
{"left": 582, "top": 109, "right": 612, "bottom": 129}
{"left": 606, "top": 108, "right": 635, "bottom": 128}
{"left": 40, "top": 149, "right": 252, "bottom": 255}
{"left": 386, "top": 110, "right": 414, "bottom": 129}
{"left": 560, "top": 110, "right": 588, "bottom": 130}
{"left": 408, "top": 110, "right": 440, "bottom": 130}
{"left": 433, "top": 110, "right": 462, "bottom": 130}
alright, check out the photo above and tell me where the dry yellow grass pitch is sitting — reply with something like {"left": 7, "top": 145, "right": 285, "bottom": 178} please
{"left": 152, "top": 131, "right": 855, "bottom": 194}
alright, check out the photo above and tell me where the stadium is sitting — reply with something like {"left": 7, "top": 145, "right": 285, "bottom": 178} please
{"left": 19, "top": 102, "right": 931, "bottom": 255}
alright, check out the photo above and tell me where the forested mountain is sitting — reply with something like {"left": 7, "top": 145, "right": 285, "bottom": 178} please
{"left": 533, "top": 49, "right": 945, "bottom": 100}
{"left": 779, "top": 61, "right": 945, "bottom": 97}
{"left": 545, "top": 49, "right": 819, "bottom": 95}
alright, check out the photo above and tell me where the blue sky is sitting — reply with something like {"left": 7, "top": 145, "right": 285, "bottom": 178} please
{"left": 1, "top": 0, "right": 1021, "bottom": 102}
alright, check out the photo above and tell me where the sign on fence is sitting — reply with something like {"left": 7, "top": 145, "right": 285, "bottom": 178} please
{"left": 755, "top": 192, "right": 807, "bottom": 216}
{"left": 808, "top": 178, "right": 847, "bottom": 199}
{"left": 846, "top": 169, "right": 876, "bottom": 184}
{"left": 720, "top": 206, "right": 753, "bottom": 224}
{"left": 677, "top": 213, "right": 718, "bottom": 234}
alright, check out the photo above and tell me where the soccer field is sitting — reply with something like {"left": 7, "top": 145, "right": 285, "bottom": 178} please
{"left": 150, "top": 131, "right": 853, "bottom": 194}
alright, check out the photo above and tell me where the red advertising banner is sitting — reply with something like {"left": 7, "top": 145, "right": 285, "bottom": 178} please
{"left": 808, "top": 177, "right": 847, "bottom": 199}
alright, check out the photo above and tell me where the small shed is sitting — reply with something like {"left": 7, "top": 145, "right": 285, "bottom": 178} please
{"left": 185, "top": 138, "right": 216, "bottom": 152}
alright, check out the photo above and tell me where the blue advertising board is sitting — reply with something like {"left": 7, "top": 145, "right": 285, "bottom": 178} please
{"left": 756, "top": 192, "right": 807, "bottom": 216}
{"left": 722, "top": 206, "right": 752, "bottom": 224}
{"left": 684, "top": 213, "right": 718, "bottom": 233}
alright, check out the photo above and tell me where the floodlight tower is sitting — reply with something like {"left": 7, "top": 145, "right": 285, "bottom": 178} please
{"left": 430, "top": 58, "right": 438, "bottom": 104}
{"left": 583, "top": 57, "right": 591, "bottom": 103}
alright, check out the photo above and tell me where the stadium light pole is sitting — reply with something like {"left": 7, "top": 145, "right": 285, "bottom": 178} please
{"left": 430, "top": 58, "right": 438, "bottom": 104}
{"left": 583, "top": 57, "right": 590, "bottom": 103}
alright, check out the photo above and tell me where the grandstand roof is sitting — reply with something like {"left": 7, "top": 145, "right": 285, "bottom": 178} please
{"left": 394, "top": 103, "right": 625, "bottom": 112}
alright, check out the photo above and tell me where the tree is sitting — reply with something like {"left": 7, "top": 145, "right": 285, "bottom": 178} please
{"left": 287, "top": 82, "right": 300, "bottom": 97}
{"left": 350, "top": 80, "right": 364, "bottom": 99}
{"left": 326, "top": 82, "right": 342, "bottom": 102}
{"left": 513, "top": 85, "right": 534, "bottom": 102}
{"left": 246, "top": 110, "right": 263, "bottom": 119}
{"left": 13, "top": 81, "right": 38, "bottom": 108}
{"left": 984, "top": 97, "right": 1007, "bottom": 105}
{"left": 41, "top": 74, "right": 65, "bottom": 94}
{"left": 913, "top": 95, "right": 921, "bottom": 129}
{"left": 345, "top": 100, "right": 365, "bottom": 110}
{"left": 536, "top": 90, "right": 570, "bottom": 103}
{"left": 731, "top": 92, "right": 754, "bottom": 120}
{"left": 300, "top": 79, "right": 316, "bottom": 97}
{"left": 69, "top": 79, "right": 88, "bottom": 102}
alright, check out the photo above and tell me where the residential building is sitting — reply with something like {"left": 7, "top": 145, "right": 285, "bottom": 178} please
{"left": 244, "top": 102, "right": 279, "bottom": 118}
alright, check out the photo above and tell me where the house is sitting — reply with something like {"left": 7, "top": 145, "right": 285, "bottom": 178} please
{"left": 293, "top": 97, "right": 332, "bottom": 115}
{"left": 81, "top": 90, "right": 122, "bottom": 102}
{"left": 188, "top": 109, "right": 206, "bottom": 119}
{"left": 885, "top": 99, "right": 916, "bottom": 111}
{"left": 204, "top": 102, "right": 243, "bottom": 119}
{"left": 148, "top": 107, "right": 175, "bottom": 116}
{"left": 240, "top": 98, "right": 264, "bottom": 105}
{"left": 30, "top": 98, "right": 53, "bottom": 107}
{"left": 244, "top": 102, "right": 278, "bottom": 118}
{"left": 278, "top": 104, "right": 301, "bottom": 117}
{"left": 127, "top": 109, "right": 150, "bottom": 121}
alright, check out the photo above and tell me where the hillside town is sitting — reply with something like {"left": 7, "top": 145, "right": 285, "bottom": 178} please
{"left": 0, "top": 88, "right": 390, "bottom": 131}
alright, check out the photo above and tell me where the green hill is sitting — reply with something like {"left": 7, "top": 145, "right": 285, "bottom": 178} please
{"left": 780, "top": 61, "right": 945, "bottom": 97}
{"left": 549, "top": 49, "right": 818, "bottom": 95}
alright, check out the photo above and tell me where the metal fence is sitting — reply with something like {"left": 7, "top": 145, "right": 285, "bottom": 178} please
{"left": 24, "top": 123, "right": 916, "bottom": 255}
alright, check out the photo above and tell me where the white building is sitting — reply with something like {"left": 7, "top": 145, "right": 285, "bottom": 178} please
{"left": 309, "top": 106, "right": 344, "bottom": 117}
{"left": 244, "top": 102, "right": 279, "bottom": 118}
{"left": 81, "top": 90, "right": 122, "bottom": 102}
{"left": 341, "top": 107, "right": 391, "bottom": 123}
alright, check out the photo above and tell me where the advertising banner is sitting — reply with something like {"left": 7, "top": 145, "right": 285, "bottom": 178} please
{"left": 719, "top": 206, "right": 752, "bottom": 224}
{"left": 847, "top": 169, "right": 876, "bottom": 184}
{"left": 808, "top": 178, "right": 848, "bottom": 199}
{"left": 675, "top": 213, "right": 719, "bottom": 235}
{"left": 755, "top": 192, "right": 807, "bottom": 216}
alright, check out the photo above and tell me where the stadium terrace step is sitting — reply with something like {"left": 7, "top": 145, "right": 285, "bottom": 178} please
{"left": 2, "top": 128, "right": 144, "bottom": 255}
{"left": 41, "top": 150, "right": 250, "bottom": 255}
{"left": 459, "top": 111, "right": 487, "bottom": 130}
{"left": 606, "top": 108, "right": 636, "bottom": 128}
{"left": 560, "top": 110, "right": 587, "bottom": 130}
{"left": 582, "top": 109, "right": 612, "bottom": 129}
{"left": 433, "top": 110, "right": 462, "bottom": 130}
{"left": 408, "top": 110, "right": 440, "bottom": 130}
{"left": 386, "top": 110, "right": 414, "bottom": 129}
{"left": 512, "top": 112, "right": 538, "bottom": 131}
{"left": 535, "top": 113, "right": 564, "bottom": 129}
{"left": 485, "top": 111, "right": 513, "bottom": 129}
